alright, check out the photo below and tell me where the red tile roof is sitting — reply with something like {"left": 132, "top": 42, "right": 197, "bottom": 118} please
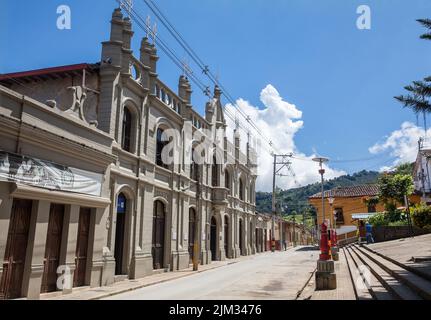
{"left": 309, "top": 184, "right": 379, "bottom": 199}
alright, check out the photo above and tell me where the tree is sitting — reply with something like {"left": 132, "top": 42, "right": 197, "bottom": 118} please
{"left": 418, "top": 18, "right": 431, "bottom": 40}
{"left": 378, "top": 173, "right": 414, "bottom": 207}
{"left": 395, "top": 19, "right": 431, "bottom": 116}
{"left": 394, "top": 163, "right": 414, "bottom": 176}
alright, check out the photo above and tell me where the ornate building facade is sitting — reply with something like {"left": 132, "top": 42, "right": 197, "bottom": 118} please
{"left": 0, "top": 8, "right": 263, "bottom": 299}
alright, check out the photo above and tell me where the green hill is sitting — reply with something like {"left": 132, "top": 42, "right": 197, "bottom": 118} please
{"left": 256, "top": 170, "right": 380, "bottom": 215}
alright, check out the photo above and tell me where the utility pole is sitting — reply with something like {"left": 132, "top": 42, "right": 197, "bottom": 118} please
{"left": 271, "top": 153, "right": 294, "bottom": 252}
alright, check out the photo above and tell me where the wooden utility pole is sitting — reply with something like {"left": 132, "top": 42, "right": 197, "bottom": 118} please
{"left": 271, "top": 153, "right": 294, "bottom": 252}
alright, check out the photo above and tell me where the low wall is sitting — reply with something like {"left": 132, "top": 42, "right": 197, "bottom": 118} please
{"left": 372, "top": 226, "right": 431, "bottom": 243}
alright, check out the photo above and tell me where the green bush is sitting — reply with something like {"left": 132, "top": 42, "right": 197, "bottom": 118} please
{"left": 388, "top": 220, "right": 409, "bottom": 227}
{"left": 368, "top": 212, "right": 389, "bottom": 226}
{"left": 411, "top": 204, "right": 431, "bottom": 228}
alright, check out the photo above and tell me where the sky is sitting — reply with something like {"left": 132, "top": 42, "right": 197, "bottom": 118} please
{"left": 1, "top": 0, "right": 431, "bottom": 191}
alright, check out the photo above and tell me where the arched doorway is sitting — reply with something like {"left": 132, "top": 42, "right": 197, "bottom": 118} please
{"left": 224, "top": 215, "right": 229, "bottom": 258}
{"left": 239, "top": 219, "right": 244, "bottom": 256}
{"left": 152, "top": 200, "right": 166, "bottom": 270}
{"left": 189, "top": 208, "right": 196, "bottom": 263}
{"left": 115, "top": 193, "right": 127, "bottom": 275}
{"left": 255, "top": 228, "right": 259, "bottom": 253}
{"left": 265, "top": 229, "right": 268, "bottom": 251}
{"left": 249, "top": 221, "right": 253, "bottom": 250}
{"left": 210, "top": 216, "right": 217, "bottom": 261}
{"left": 121, "top": 107, "right": 132, "bottom": 152}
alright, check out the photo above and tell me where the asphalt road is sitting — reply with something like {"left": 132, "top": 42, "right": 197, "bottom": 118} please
{"left": 104, "top": 246, "right": 319, "bottom": 300}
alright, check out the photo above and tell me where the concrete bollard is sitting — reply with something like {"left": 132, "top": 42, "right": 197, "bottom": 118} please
{"left": 315, "top": 260, "right": 337, "bottom": 290}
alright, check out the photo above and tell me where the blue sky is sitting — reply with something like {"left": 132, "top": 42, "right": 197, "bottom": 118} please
{"left": 1, "top": 0, "right": 431, "bottom": 190}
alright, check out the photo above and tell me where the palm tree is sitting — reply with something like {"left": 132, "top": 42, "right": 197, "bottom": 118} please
{"left": 395, "top": 19, "right": 431, "bottom": 121}
{"left": 417, "top": 19, "right": 431, "bottom": 40}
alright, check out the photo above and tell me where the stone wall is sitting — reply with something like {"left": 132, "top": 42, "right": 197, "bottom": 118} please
{"left": 372, "top": 226, "right": 431, "bottom": 243}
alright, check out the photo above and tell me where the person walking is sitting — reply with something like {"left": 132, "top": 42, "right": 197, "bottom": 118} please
{"left": 366, "top": 223, "right": 374, "bottom": 244}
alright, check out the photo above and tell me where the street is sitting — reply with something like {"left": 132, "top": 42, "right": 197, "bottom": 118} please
{"left": 103, "top": 246, "right": 319, "bottom": 300}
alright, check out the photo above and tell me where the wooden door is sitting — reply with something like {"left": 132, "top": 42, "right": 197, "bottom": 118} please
{"left": 210, "top": 217, "right": 217, "bottom": 261}
{"left": 188, "top": 209, "right": 196, "bottom": 263}
{"left": 114, "top": 199, "right": 126, "bottom": 275}
{"left": 224, "top": 216, "right": 229, "bottom": 257}
{"left": 265, "top": 230, "right": 268, "bottom": 251}
{"left": 41, "top": 204, "right": 64, "bottom": 293}
{"left": 239, "top": 220, "right": 243, "bottom": 255}
{"left": 73, "top": 208, "right": 91, "bottom": 287}
{"left": 152, "top": 201, "right": 165, "bottom": 270}
{"left": 0, "top": 199, "right": 32, "bottom": 300}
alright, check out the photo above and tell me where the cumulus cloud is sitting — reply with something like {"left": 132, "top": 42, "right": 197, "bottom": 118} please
{"left": 369, "top": 121, "right": 427, "bottom": 171}
{"left": 225, "top": 84, "right": 345, "bottom": 192}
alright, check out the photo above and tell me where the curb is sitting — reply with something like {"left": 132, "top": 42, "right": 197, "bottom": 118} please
{"left": 89, "top": 261, "right": 240, "bottom": 300}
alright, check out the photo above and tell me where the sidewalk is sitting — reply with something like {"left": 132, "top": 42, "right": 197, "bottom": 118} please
{"left": 298, "top": 249, "right": 356, "bottom": 300}
{"left": 40, "top": 250, "right": 289, "bottom": 300}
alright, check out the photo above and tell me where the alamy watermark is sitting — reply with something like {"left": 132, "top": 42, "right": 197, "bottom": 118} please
{"left": 357, "top": 5, "right": 371, "bottom": 30}
{"left": 57, "top": 5, "right": 71, "bottom": 30}
{"left": 56, "top": 265, "right": 72, "bottom": 290}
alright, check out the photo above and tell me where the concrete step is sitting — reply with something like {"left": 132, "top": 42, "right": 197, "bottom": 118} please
{"left": 361, "top": 244, "right": 431, "bottom": 282}
{"left": 345, "top": 246, "right": 393, "bottom": 300}
{"left": 342, "top": 247, "right": 373, "bottom": 300}
{"left": 350, "top": 245, "right": 422, "bottom": 300}
{"left": 354, "top": 244, "right": 431, "bottom": 300}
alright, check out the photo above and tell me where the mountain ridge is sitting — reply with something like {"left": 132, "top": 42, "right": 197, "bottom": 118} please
{"left": 256, "top": 170, "right": 380, "bottom": 215}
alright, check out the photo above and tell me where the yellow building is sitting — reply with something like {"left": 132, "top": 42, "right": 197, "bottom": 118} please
{"left": 309, "top": 185, "right": 385, "bottom": 243}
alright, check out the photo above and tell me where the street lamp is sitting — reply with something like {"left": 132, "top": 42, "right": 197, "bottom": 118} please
{"left": 328, "top": 197, "right": 335, "bottom": 230}
{"left": 312, "top": 157, "right": 329, "bottom": 225}
{"left": 312, "top": 156, "right": 337, "bottom": 290}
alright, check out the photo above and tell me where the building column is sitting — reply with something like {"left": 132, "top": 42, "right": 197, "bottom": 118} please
{"left": 61, "top": 205, "right": 80, "bottom": 294}
{"left": 23, "top": 200, "right": 50, "bottom": 300}
{"left": 89, "top": 207, "right": 106, "bottom": 287}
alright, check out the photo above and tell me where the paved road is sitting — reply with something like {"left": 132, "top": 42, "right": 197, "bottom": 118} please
{"left": 104, "top": 246, "right": 319, "bottom": 300}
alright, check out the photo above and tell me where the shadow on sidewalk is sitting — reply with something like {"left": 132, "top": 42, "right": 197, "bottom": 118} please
{"left": 294, "top": 246, "right": 320, "bottom": 252}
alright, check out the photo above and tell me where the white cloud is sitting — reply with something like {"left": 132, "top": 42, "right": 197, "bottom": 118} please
{"left": 369, "top": 121, "right": 426, "bottom": 171}
{"left": 225, "top": 84, "right": 345, "bottom": 192}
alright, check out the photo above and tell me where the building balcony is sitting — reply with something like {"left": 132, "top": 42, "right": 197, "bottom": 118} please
{"left": 211, "top": 187, "right": 229, "bottom": 206}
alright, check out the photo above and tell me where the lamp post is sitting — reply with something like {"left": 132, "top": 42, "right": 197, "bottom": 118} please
{"left": 328, "top": 197, "right": 335, "bottom": 230}
{"left": 312, "top": 156, "right": 336, "bottom": 290}
{"left": 312, "top": 157, "right": 329, "bottom": 227}
{"left": 328, "top": 197, "right": 339, "bottom": 260}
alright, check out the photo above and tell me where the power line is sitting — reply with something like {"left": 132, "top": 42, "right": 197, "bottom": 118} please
{"left": 139, "top": 0, "right": 277, "bottom": 154}
{"left": 120, "top": 0, "right": 276, "bottom": 157}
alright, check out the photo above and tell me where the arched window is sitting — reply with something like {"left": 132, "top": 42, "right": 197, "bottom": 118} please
{"left": 190, "top": 148, "right": 199, "bottom": 181}
{"left": 122, "top": 107, "right": 132, "bottom": 152}
{"left": 156, "top": 128, "right": 169, "bottom": 169}
{"left": 249, "top": 184, "right": 254, "bottom": 204}
{"left": 225, "top": 169, "right": 230, "bottom": 193}
{"left": 212, "top": 155, "right": 219, "bottom": 187}
{"left": 239, "top": 178, "right": 244, "bottom": 201}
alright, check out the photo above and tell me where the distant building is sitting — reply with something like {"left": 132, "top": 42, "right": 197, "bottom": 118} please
{"left": 308, "top": 185, "right": 385, "bottom": 242}
{"left": 413, "top": 138, "right": 431, "bottom": 204}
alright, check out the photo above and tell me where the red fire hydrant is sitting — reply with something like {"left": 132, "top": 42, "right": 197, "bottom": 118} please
{"left": 331, "top": 229, "right": 338, "bottom": 247}
{"left": 319, "top": 222, "right": 330, "bottom": 261}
